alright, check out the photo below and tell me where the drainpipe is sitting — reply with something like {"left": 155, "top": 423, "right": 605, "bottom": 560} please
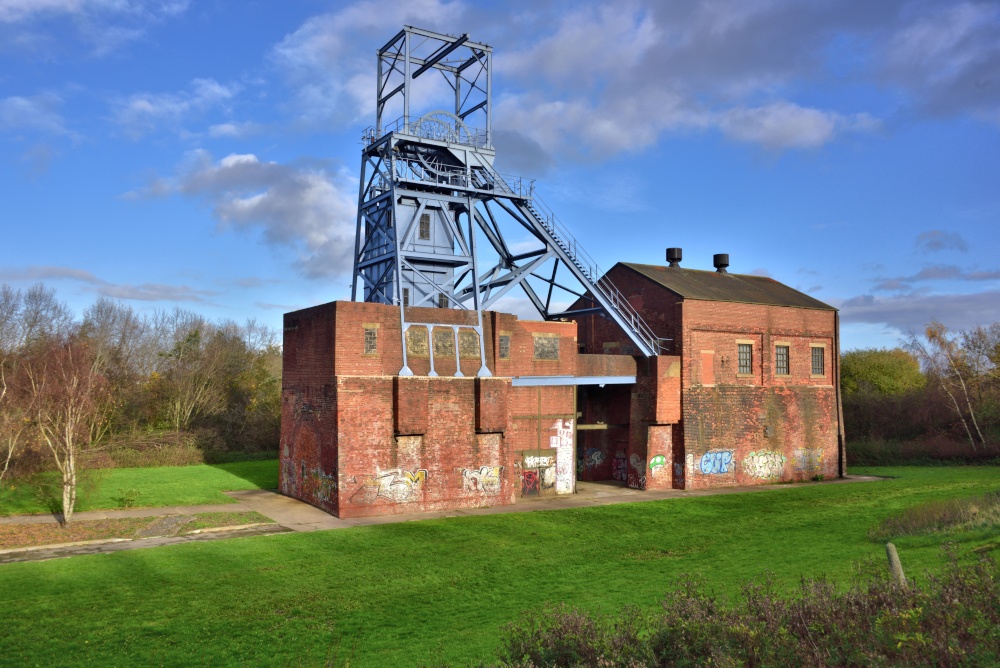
{"left": 834, "top": 311, "right": 846, "bottom": 478}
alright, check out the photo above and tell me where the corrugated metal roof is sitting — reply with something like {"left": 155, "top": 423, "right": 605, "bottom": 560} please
{"left": 620, "top": 263, "right": 836, "bottom": 311}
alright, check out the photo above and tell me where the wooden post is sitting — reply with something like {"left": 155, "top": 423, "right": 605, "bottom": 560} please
{"left": 886, "top": 542, "right": 906, "bottom": 586}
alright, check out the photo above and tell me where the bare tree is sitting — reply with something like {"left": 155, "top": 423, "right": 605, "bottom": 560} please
{"left": 0, "top": 360, "right": 30, "bottom": 486}
{"left": 906, "top": 321, "right": 985, "bottom": 449}
{"left": 25, "top": 339, "right": 108, "bottom": 523}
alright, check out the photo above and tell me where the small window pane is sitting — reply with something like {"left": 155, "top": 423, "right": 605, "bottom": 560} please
{"left": 812, "top": 347, "right": 825, "bottom": 375}
{"left": 402, "top": 288, "right": 409, "bottom": 307}
{"left": 775, "top": 345, "right": 789, "bottom": 375}
{"left": 363, "top": 327, "right": 377, "bottom": 355}
{"left": 438, "top": 292, "right": 448, "bottom": 308}
{"left": 738, "top": 343, "right": 753, "bottom": 374}
{"left": 418, "top": 213, "right": 431, "bottom": 240}
{"left": 499, "top": 334, "right": 511, "bottom": 359}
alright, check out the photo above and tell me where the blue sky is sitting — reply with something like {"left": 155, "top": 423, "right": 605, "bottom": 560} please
{"left": 1, "top": 0, "right": 998, "bottom": 350}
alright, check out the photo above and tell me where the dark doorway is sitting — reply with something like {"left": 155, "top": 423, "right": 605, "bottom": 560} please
{"left": 576, "top": 384, "right": 632, "bottom": 482}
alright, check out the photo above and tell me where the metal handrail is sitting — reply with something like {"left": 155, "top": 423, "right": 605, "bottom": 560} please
{"left": 367, "top": 116, "right": 489, "bottom": 149}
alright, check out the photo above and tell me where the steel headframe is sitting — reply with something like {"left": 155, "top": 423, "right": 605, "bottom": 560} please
{"left": 351, "top": 27, "right": 666, "bottom": 374}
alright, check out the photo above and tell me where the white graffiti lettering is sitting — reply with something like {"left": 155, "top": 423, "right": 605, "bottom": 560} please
{"left": 743, "top": 451, "right": 786, "bottom": 479}
{"left": 549, "top": 419, "right": 574, "bottom": 494}
{"left": 350, "top": 469, "right": 427, "bottom": 504}
{"left": 524, "top": 455, "right": 555, "bottom": 468}
{"left": 460, "top": 466, "right": 503, "bottom": 496}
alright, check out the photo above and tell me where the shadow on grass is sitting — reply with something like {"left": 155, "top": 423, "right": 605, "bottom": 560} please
{"left": 206, "top": 458, "right": 280, "bottom": 492}
{"left": 29, "top": 468, "right": 108, "bottom": 522}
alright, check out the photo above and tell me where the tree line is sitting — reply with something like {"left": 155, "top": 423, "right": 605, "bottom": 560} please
{"left": 842, "top": 320, "right": 1000, "bottom": 459}
{"left": 0, "top": 284, "right": 281, "bottom": 521}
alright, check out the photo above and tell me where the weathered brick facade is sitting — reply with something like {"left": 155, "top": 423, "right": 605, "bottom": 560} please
{"left": 572, "top": 263, "right": 844, "bottom": 491}
{"left": 281, "top": 262, "right": 844, "bottom": 517}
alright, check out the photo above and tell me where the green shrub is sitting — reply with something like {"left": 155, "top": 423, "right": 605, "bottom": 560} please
{"left": 495, "top": 547, "right": 1000, "bottom": 667}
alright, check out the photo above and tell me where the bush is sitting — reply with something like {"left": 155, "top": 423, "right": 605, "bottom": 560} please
{"left": 495, "top": 547, "right": 1000, "bottom": 667}
{"left": 868, "top": 491, "right": 1000, "bottom": 541}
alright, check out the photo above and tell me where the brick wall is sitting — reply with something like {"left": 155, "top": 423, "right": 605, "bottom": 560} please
{"left": 571, "top": 266, "right": 841, "bottom": 490}
{"left": 282, "top": 301, "right": 580, "bottom": 517}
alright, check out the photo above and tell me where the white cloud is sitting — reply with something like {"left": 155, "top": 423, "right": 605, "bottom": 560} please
{"left": 840, "top": 290, "right": 1000, "bottom": 333}
{"left": 0, "top": 0, "right": 189, "bottom": 55}
{"left": 111, "top": 78, "right": 240, "bottom": 139}
{"left": 207, "top": 121, "right": 262, "bottom": 138}
{"left": 717, "top": 102, "right": 879, "bottom": 149}
{"left": 0, "top": 93, "right": 70, "bottom": 135}
{"left": 884, "top": 2, "right": 1000, "bottom": 123}
{"left": 0, "top": 265, "right": 215, "bottom": 303}
{"left": 269, "top": 0, "right": 465, "bottom": 125}
{"left": 131, "top": 150, "right": 358, "bottom": 279}
{"left": 490, "top": 2, "right": 882, "bottom": 160}
{"left": 0, "top": 0, "right": 189, "bottom": 22}
{"left": 916, "top": 230, "right": 969, "bottom": 253}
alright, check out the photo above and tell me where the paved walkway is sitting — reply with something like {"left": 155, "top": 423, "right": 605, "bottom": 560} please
{"left": 0, "top": 475, "right": 882, "bottom": 563}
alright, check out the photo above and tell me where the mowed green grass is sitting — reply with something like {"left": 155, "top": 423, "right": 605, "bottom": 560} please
{"left": 0, "top": 460, "right": 278, "bottom": 516}
{"left": 1, "top": 467, "right": 998, "bottom": 667}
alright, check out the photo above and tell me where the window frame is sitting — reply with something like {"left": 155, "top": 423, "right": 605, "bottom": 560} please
{"left": 775, "top": 343, "right": 790, "bottom": 376}
{"left": 498, "top": 333, "right": 512, "bottom": 360}
{"left": 362, "top": 324, "right": 379, "bottom": 356}
{"left": 810, "top": 345, "right": 826, "bottom": 377}
{"left": 737, "top": 342, "right": 753, "bottom": 375}
{"left": 418, "top": 213, "right": 431, "bottom": 240}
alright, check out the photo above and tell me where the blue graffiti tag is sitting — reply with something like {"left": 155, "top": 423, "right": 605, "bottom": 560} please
{"left": 699, "top": 450, "right": 734, "bottom": 474}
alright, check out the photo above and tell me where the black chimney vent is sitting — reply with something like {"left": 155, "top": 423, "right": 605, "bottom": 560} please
{"left": 713, "top": 253, "right": 729, "bottom": 274}
{"left": 666, "top": 247, "right": 682, "bottom": 267}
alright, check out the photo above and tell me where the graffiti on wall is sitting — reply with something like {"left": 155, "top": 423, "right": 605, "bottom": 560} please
{"left": 699, "top": 450, "right": 734, "bottom": 475}
{"left": 460, "top": 466, "right": 503, "bottom": 496}
{"left": 307, "top": 466, "right": 337, "bottom": 502}
{"left": 549, "top": 419, "right": 574, "bottom": 494}
{"left": 629, "top": 453, "right": 644, "bottom": 474}
{"left": 627, "top": 473, "right": 647, "bottom": 490}
{"left": 648, "top": 454, "right": 667, "bottom": 476}
{"left": 612, "top": 451, "right": 627, "bottom": 481}
{"left": 673, "top": 461, "right": 684, "bottom": 487}
{"left": 521, "top": 470, "right": 539, "bottom": 495}
{"left": 584, "top": 448, "right": 606, "bottom": 468}
{"left": 743, "top": 451, "right": 787, "bottom": 479}
{"left": 280, "top": 458, "right": 297, "bottom": 494}
{"left": 793, "top": 449, "right": 824, "bottom": 473}
{"left": 524, "top": 454, "right": 555, "bottom": 468}
{"left": 349, "top": 469, "right": 427, "bottom": 504}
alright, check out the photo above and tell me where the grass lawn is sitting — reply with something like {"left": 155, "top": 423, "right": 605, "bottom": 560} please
{"left": 0, "top": 466, "right": 997, "bottom": 666}
{"left": 0, "top": 460, "right": 278, "bottom": 516}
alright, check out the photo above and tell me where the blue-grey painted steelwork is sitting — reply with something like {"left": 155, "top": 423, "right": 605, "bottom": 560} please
{"left": 351, "top": 26, "right": 667, "bottom": 375}
{"left": 511, "top": 375, "right": 636, "bottom": 387}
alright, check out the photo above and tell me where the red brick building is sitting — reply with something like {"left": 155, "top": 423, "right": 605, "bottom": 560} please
{"left": 280, "top": 254, "right": 844, "bottom": 518}
{"left": 571, "top": 257, "right": 845, "bottom": 492}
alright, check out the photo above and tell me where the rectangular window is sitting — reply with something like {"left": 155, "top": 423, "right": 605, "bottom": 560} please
{"left": 363, "top": 326, "right": 378, "bottom": 356}
{"left": 738, "top": 343, "right": 753, "bottom": 374}
{"left": 402, "top": 288, "right": 409, "bottom": 307}
{"left": 533, "top": 333, "right": 560, "bottom": 360}
{"left": 811, "top": 346, "right": 825, "bottom": 376}
{"left": 437, "top": 292, "right": 449, "bottom": 308}
{"left": 775, "top": 345, "right": 789, "bottom": 376}
{"left": 418, "top": 213, "right": 431, "bottom": 240}
{"left": 499, "top": 334, "right": 511, "bottom": 359}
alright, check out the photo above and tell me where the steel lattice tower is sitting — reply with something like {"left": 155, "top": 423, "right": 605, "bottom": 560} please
{"left": 352, "top": 26, "right": 666, "bottom": 376}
